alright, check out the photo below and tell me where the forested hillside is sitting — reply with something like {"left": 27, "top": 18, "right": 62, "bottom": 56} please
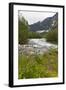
{"left": 19, "top": 16, "right": 29, "bottom": 44}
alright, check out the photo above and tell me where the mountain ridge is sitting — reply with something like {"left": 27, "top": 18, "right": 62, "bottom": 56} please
{"left": 29, "top": 13, "right": 58, "bottom": 32}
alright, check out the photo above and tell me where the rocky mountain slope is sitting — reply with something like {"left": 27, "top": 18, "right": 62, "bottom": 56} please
{"left": 29, "top": 13, "right": 58, "bottom": 32}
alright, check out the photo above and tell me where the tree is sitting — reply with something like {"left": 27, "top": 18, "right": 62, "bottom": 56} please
{"left": 19, "top": 16, "right": 29, "bottom": 44}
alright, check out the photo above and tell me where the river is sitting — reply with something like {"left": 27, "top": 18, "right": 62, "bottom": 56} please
{"left": 19, "top": 38, "right": 58, "bottom": 55}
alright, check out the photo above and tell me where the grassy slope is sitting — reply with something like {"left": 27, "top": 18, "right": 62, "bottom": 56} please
{"left": 18, "top": 48, "right": 58, "bottom": 79}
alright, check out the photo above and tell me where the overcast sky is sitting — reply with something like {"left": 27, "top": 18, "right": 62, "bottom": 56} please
{"left": 18, "top": 11, "right": 56, "bottom": 25}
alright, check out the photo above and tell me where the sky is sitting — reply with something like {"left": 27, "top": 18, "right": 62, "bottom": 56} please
{"left": 18, "top": 10, "right": 56, "bottom": 25}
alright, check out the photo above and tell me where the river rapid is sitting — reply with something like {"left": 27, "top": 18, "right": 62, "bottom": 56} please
{"left": 19, "top": 38, "right": 58, "bottom": 55}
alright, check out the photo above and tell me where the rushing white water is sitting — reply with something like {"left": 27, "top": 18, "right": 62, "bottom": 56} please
{"left": 28, "top": 38, "right": 57, "bottom": 48}
{"left": 19, "top": 38, "right": 57, "bottom": 55}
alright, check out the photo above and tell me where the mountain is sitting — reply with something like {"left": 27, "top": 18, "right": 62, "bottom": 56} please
{"left": 29, "top": 13, "right": 58, "bottom": 32}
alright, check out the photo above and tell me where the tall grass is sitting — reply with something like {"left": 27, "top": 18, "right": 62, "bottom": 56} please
{"left": 18, "top": 48, "right": 58, "bottom": 79}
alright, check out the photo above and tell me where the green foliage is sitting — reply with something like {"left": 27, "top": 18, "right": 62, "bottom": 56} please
{"left": 28, "top": 31, "right": 42, "bottom": 38}
{"left": 46, "top": 28, "right": 58, "bottom": 44}
{"left": 19, "top": 17, "right": 29, "bottom": 44}
{"left": 18, "top": 48, "right": 58, "bottom": 79}
{"left": 18, "top": 16, "right": 42, "bottom": 44}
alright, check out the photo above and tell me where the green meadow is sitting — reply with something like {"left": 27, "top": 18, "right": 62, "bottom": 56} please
{"left": 18, "top": 48, "right": 58, "bottom": 79}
